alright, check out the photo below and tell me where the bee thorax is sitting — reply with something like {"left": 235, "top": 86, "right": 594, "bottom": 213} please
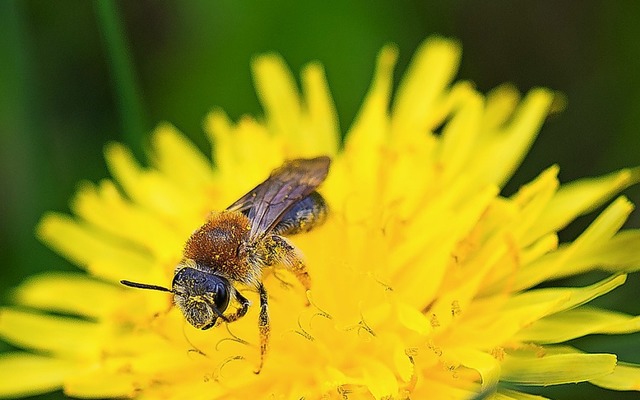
{"left": 183, "top": 211, "right": 250, "bottom": 272}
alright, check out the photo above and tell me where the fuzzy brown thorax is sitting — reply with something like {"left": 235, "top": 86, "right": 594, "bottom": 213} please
{"left": 182, "top": 211, "right": 261, "bottom": 285}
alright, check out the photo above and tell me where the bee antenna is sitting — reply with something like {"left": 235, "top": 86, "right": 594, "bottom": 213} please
{"left": 120, "top": 280, "right": 173, "bottom": 293}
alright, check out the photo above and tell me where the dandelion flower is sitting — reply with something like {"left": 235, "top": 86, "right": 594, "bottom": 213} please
{"left": 2, "top": 37, "right": 640, "bottom": 399}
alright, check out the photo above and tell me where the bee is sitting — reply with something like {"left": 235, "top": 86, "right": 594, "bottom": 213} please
{"left": 121, "top": 156, "right": 330, "bottom": 372}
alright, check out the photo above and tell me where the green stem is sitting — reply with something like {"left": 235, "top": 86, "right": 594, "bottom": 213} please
{"left": 94, "top": 0, "right": 147, "bottom": 161}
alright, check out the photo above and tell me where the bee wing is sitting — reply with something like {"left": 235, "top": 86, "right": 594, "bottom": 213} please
{"left": 227, "top": 156, "right": 330, "bottom": 242}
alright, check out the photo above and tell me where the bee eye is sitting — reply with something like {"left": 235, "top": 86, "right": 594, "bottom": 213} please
{"left": 213, "top": 278, "right": 230, "bottom": 313}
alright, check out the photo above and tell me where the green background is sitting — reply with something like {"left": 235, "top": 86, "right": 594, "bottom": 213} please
{"left": 1, "top": 1, "right": 639, "bottom": 399}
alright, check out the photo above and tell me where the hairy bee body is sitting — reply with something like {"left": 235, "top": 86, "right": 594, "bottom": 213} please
{"left": 182, "top": 211, "right": 257, "bottom": 286}
{"left": 121, "top": 156, "right": 331, "bottom": 372}
{"left": 270, "top": 191, "right": 328, "bottom": 236}
{"left": 181, "top": 190, "right": 327, "bottom": 288}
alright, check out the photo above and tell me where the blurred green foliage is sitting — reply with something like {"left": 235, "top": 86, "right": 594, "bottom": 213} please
{"left": 1, "top": 1, "right": 639, "bottom": 399}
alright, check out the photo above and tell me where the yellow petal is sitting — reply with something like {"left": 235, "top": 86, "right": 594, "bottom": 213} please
{"left": 577, "top": 230, "right": 640, "bottom": 273}
{"left": 204, "top": 107, "right": 232, "bottom": 162}
{"left": 0, "top": 308, "right": 103, "bottom": 359}
{"left": 301, "top": 62, "right": 340, "bottom": 156}
{"left": 548, "top": 197, "right": 634, "bottom": 280}
{"left": 457, "top": 275, "right": 626, "bottom": 350}
{"left": 591, "top": 362, "right": 640, "bottom": 391}
{"left": 448, "top": 347, "right": 500, "bottom": 390}
{"left": 396, "top": 301, "right": 431, "bottom": 336}
{"left": 447, "top": 294, "right": 566, "bottom": 350}
{"left": 482, "top": 84, "right": 521, "bottom": 131}
{"left": 393, "top": 345, "right": 415, "bottom": 384}
{"left": 436, "top": 88, "right": 484, "bottom": 183}
{"left": 516, "top": 306, "right": 640, "bottom": 343}
{"left": 104, "top": 142, "right": 144, "bottom": 202}
{"left": 508, "top": 274, "right": 626, "bottom": 316}
{"left": 466, "top": 88, "right": 554, "bottom": 188}
{"left": 343, "top": 45, "right": 397, "bottom": 216}
{"left": 12, "top": 273, "right": 121, "bottom": 319}
{"left": 509, "top": 165, "right": 559, "bottom": 245}
{"left": 391, "top": 36, "right": 461, "bottom": 138}
{"left": 414, "top": 379, "right": 478, "bottom": 399}
{"left": 252, "top": 54, "right": 301, "bottom": 146}
{"left": 495, "top": 388, "right": 550, "bottom": 399}
{"left": 64, "top": 369, "right": 139, "bottom": 398}
{"left": 520, "top": 233, "right": 558, "bottom": 267}
{"left": 36, "top": 213, "right": 158, "bottom": 283}
{"left": 525, "top": 167, "right": 640, "bottom": 243}
{"left": 509, "top": 197, "right": 633, "bottom": 291}
{"left": 362, "top": 359, "right": 398, "bottom": 400}
{"left": 204, "top": 111, "right": 286, "bottom": 203}
{"left": 71, "top": 180, "right": 184, "bottom": 262}
{"left": 501, "top": 350, "right": 616, "bottom": 385}
{"left": 105, "top": 143, "right": 205, "bottom": 226}
{"left": 345, "top": 43, "right": 397, "bottom": 156}
{"left": 399, "top": 184, "right": 498, "bottom": 311}
{"left": 148, "top": 122, "right": 215, "bottom": 190}
{"left": 0, "top": 353, "right": 80, "bottom": 398}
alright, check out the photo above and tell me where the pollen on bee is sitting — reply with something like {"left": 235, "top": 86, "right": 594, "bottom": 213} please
{"left": 183, "top": 211, "right": 251, "bottom": 270}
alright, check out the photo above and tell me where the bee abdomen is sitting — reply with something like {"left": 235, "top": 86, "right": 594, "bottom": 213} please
{"left": 271, "top": 191, "right": 328, "bottom": 236}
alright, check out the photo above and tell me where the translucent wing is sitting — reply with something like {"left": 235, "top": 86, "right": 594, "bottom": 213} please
{"left": 226, "top": 156, "right": 330, "bottom": 242}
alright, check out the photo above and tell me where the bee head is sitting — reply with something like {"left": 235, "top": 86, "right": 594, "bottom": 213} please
{"left": 171, "top": 267, "right": 232, "bottom": 330}
{"left": 120, "top": 266, "right": 231, "bottom": 330}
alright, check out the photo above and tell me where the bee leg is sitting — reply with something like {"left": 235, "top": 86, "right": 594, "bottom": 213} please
{"left": 225, "top": 289, "right": 250, "bottom": 323}
{"left": 255, "top": 283, "right": 270, "bottom": 374}
{"left": 270, "top": 235, "right": 312, "bottom": 292}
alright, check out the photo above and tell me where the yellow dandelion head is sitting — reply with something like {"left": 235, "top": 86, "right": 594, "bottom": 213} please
{"left": 2, "top": 37, "right": 640, "bottom": 399}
